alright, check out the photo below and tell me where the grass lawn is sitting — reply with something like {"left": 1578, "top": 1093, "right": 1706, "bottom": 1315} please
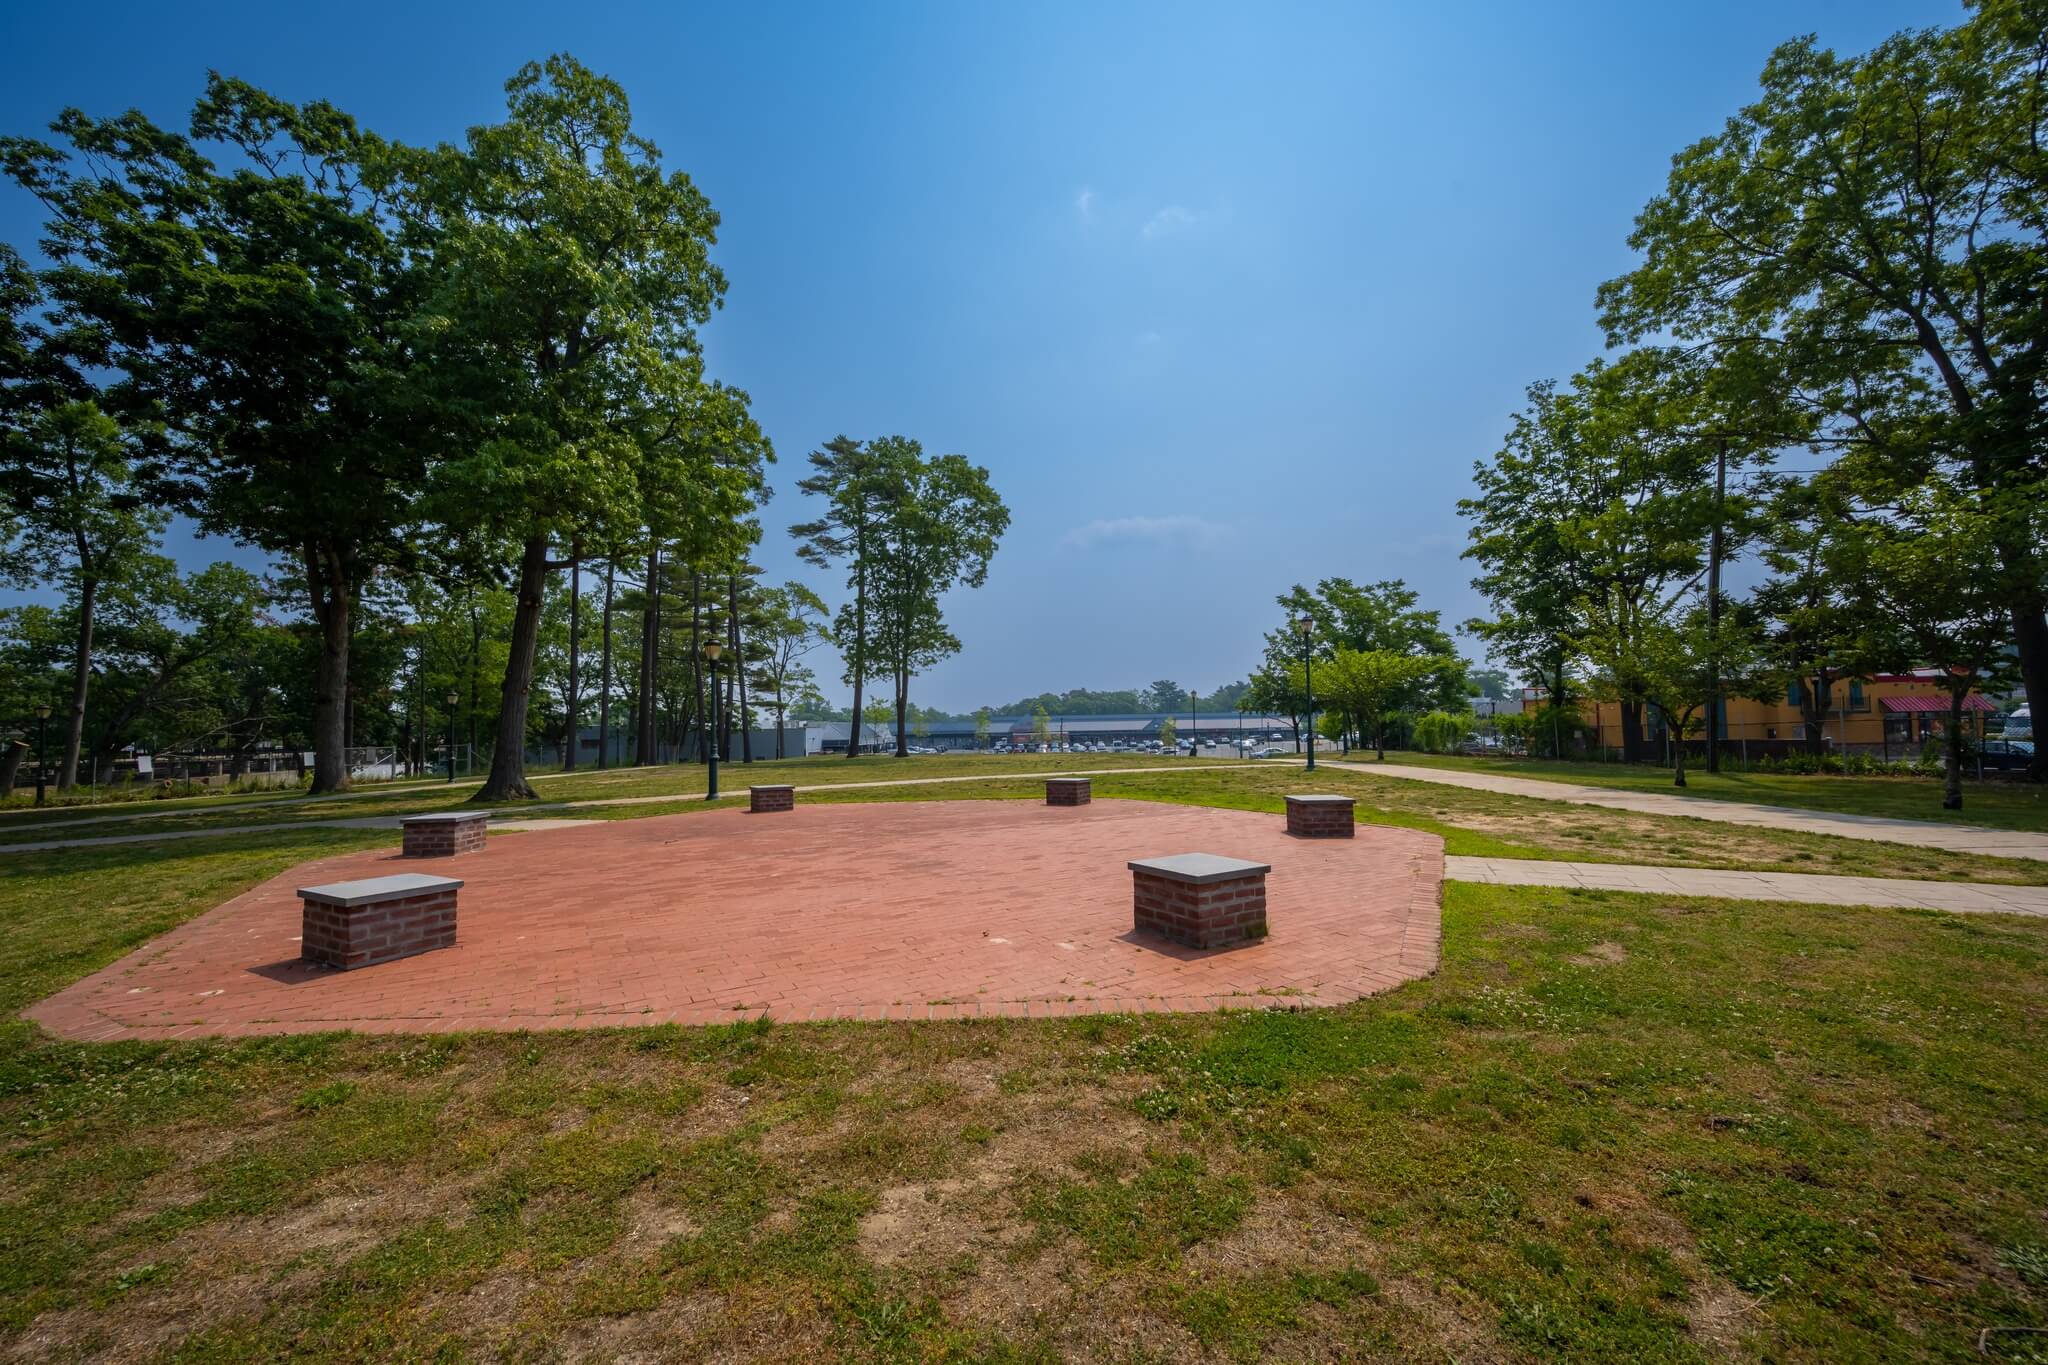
{"left": 2, "top": 811, "right": 2044, "bottom": 1360}
{"left": 0, "top": 753, "right": 1242, "bottom": 848}
{"left": 1359, "top": 753, "right": 2048, "bottom": 832}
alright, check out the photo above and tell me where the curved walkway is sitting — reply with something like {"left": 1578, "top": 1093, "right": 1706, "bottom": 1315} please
{"left": 1446, "top": 856, "right": 2048, "bottom": 917}
{"left": 1321, "top": 761, "right": 2048, "bottom": 862}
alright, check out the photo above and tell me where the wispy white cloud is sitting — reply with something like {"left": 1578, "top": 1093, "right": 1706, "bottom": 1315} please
{"left": 1137, "top": 329, "right": 1163, "bottom": 346}
{"left": 1140, "top": 204, "right": 1198, "bottom": 240}
{"left": 1063, "top": 515, "right": 1230, "bottom": 551}
{"left": 1074, "top": 187, "right": 1096, "bottom": 219}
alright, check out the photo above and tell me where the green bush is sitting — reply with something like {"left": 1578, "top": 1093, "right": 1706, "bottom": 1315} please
{"left": 1746, "top": 750, "right": 1920, "bottom": 777}
{"left": 1412, "top": 711, "right": 1468, "bottom": 754}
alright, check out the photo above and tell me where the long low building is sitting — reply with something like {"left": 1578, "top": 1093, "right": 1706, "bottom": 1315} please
{"left": 807, "top": 713, "right": 1299, "bottom": 754}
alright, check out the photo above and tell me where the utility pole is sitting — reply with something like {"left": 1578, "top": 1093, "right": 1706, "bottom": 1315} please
{"left": 1706, "top": 437, "right": 1727, "bottom": 774}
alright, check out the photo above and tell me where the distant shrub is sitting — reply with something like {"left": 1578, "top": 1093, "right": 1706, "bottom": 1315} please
{"left": 1412, "top": 711, "right": 1468, "bottom": 754}
{"left": 1748, "top": 751, "right": 1921, "bottom": 778}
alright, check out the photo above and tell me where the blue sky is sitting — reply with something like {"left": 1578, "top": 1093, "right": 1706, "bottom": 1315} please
{"left": 1, "top": 0, "right": 1953, "bottom": 712}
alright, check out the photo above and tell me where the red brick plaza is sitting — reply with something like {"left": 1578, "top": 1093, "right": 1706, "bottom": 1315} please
{"left": 28, "top": 799, "right": 1443, "bottom": 1041}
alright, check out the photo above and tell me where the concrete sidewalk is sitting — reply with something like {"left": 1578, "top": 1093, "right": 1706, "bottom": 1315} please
{"left": 1322, "top": 760, "right": 2048, "bottom": 862}
{"left": 1445, "top": 856, "right": 2048, "bottom": 916}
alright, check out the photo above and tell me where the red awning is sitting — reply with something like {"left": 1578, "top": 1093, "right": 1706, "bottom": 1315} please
{"left": 1880, "top": 694, "right": 1995, "bottom": 714}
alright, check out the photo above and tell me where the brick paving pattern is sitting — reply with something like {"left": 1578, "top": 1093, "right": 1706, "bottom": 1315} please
{"left": 25, "top": 799, "right": 1443, "bottom": 1041}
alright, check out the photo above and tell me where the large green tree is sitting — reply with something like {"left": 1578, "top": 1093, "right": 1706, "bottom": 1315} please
{"left": 3, "top": 76, "right": 435, "bottom": 794}
{"left": 403, "top": 56, "right": 757, "bottom": 800}
{"left": 1599, "top": 1, "right": 2048, "bottom": 777}
{"left": 1461, "top": 355, "right": 1731, "bottom": 761}
{"left": 791, "top": 436, "right": 896, "bottom": 758}
{"left": 864, "top": 440, "right": 1009, "bottom": 757}
{"left": 1749, "top": 478, "right": 1886, "bottom": 755}
{"left": 1851, "top": 480, "right": 2024, "bottom": 810}
{"left": 0, "top": 401, "right": 163, "bottom": 788}
{"left": 750, "top": 580, "right": 829, "bottom": 759}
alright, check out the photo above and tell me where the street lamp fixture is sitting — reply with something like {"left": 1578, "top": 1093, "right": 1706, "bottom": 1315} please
{"left": 445, "top": 691, "right": 459, "bottom": 783}
{"left": 702, "top": 639, "right": 723, "bottom": 800}
{"left": 1294, "top": 616, "right": 1316, "bottom": 773}
{"left": 33, "top": 705, "right": 49, "bottom": 806}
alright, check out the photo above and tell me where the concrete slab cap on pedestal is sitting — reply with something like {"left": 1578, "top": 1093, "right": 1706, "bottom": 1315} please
{"left": 749, "top": 785, "right": 795, "bottom": 794}
{"left": 298, "top": 873, "right": 464, "bottom": 907}
{"left": 1284, "top": 794, "right": 1352, "bottom": 806}
{"left": 401, "top": 811, "right": 488, "bottom": 825}
{"left": 1127, "top": 853, "right": 1272, "bottom": 883}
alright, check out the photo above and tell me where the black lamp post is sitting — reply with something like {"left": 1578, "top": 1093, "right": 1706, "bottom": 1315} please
{"left": 33, "top": 705, "right": 50, "bottom": 806}
{"left": 1295, "top": 616, "right": 1316, "bottom": 773}
{"left": 703, "top": 638, "right": 722, "bottom": 800}
{"left": 445, "top": 691, "right": 458, "bottom": 783}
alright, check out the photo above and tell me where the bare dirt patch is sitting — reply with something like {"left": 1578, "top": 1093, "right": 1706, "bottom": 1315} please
{"left": 1567, "top": 941, "right": 1629, "bottom": 967}
{"left": 1685, "top": 1280, "right": 1762, "bottom": 1357}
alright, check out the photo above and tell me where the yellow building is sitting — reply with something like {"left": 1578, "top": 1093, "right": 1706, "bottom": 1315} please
{"left": 1565, "top": 671, "right": 1995, "bottom": 759}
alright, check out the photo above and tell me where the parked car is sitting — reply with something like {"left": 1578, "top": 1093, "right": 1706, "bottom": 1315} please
{"left": 1253, "top": 745, "right": 1288, "bottom": 758}
{"left": 1980, "top": 738, "right": 2036, "bottom": 772}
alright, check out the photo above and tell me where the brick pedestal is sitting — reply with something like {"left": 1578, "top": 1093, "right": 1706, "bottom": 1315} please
{"left": 1284, "top": 794, "right": 1355, "bottom": 838}
{"left": 1045, "top": 778, "right": 1092, "bottom": 806}
{"left": 401, "top": 811, "right": 490, "bottom": 857}
{"left": 299, "top": 873, "right": 461, "bottom": 970}
{"left": 1128, "top": 853, "right": 1270, "bottom": 949}
{"left": 750, "top": 785, "right": 795, "bottom": 813}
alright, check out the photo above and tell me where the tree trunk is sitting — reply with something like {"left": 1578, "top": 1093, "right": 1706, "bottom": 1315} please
{"left": 1943, "top": 687, "right": 1965, "bottom": 811}
{"left": 649, "top": 552, "right": 663, "bottom": 762}
{"left": 1617, "top": 700, "right": 1646, "bottom": 763}
{"left": 472, "top": 534, "right": 549, "bottom": 802}
{"left": 2011, "top": 601, "right": 2048, "bottom": 783}
{"left": 688, "top": 570, "right": 704, "bottom": 763}
{"left": 730, "top": 572, "right": 753, "bottom": 763}
{"left": 59, "top": 574, "right": 96, "bottom": 790}
{"left": 846, "top": 562, "right": 866, "bottom": 759}
{"left": 1801, "top": 668, "right": 1829, "bottom": 755}
{"left": 306, "top": 542, "right": 353, "bottom": 795}
{"left": 636, "top": 549, "right": 659, "bottom": 765}
{"left": 894, "top": 666, "right": 909, "bottom": 758}
{"left": 564, "top": 541, "right": 581, "bottom": 771}
{"left": 1670, "top": 709, "right": 1687, "bottom": 787}
{"left": 598, "top": 560, "right": 615, "bottom": 769}
{"left": 724, "top": 617, "right": 737, "bottom": 760}
{"left": 0, "top": 740, "right": 25, "bottom": 796}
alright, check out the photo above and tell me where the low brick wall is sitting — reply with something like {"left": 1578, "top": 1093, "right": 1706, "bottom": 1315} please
{"left": 402, "top": 811, "right": 490, "bottom": 857}
{"left": 299, "top": 874, "right": 461, "bottom": 970}
{"left": 1284, "top": 794, "right": 1355, "bottom": 838}
{"left": 1129, "top": 854, "right": 1270, "bottom": 949}
{"left": 750, "top": 785, "right": 795, "bottom": 813}
{"left": 1045, "top": 778, "right": 1092, "bottom": 806}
